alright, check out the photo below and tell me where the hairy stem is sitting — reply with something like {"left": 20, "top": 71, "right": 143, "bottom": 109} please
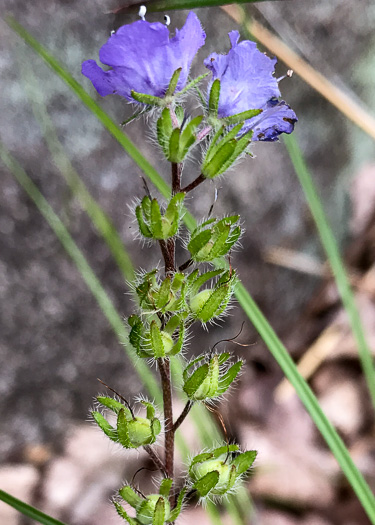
{"left": 171, "top": 162, "right": 182, "bottom": 195}
{"left": 143, "top": 445, "right": 167, "bottom": 477}
{"left": 181, "top": 173, "right": 205, "bottom": 193}
{"left": 158, "top": 358, "right": 174, "bottom": 479}
{"left": 173, "top": 401, "right": 193, "bottom": 433}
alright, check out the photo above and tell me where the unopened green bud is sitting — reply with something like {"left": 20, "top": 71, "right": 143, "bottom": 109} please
{"left": 135, "top": 193, "right": 185, "bottom": 240}
{"left": 136, "top": 495, "right": 170, "bottom": 525}
{"left": 188, "top": 216, "right": 241, "bottom": 262}
{"left": 189, "top": 445, "right": 257, "bottom": 498}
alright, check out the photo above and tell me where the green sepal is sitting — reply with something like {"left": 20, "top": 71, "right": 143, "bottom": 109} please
{"left": 177, "top": 72, "right": 209, "bottom": 95}
{"left": 216, "top": 129, "right": 253, "bottom": 176}
{"left": 169, "top": 487, "right": 187, "bottom": 522}
{"left": 218, "top": 352, "right": 231, "bottom": 365}
{"left": 164, "top": 314, "right": 182, "bottom": 335}
{"left": 183, "top": 363, "right": 209, "bottom": 398}
{"left": 156, "top": 276, "right": 172, "bottom": 310}
{"left": 91, "top": 411, "right": 118, "bottom": 442}
{"left": 153, "top": 496, "right": 165, "bottom": 525}
{"left": 171, "top": 272, "right": 185, "bottom": 292}
{"left": 166, "top": 68, "right": 182, "bottom": 97}
{"left": 217, "top": 360, "right": 243, "bottom": 395}
{"left": 121, "top": 106, "right": 151, "bottom": 127}
{"left": 168, "top": 127, "right": 181, "bottom": 163}
{"left": 208, "top": 79, "right": 221, "bottom": 117}
{"left": 117, "top": 408, "right": 132, "bottom": 448}
{"left": 151, "top": 199, "right": 164, "bottom": 239}
{"left": 210, "top": 444, "right": 239, "bottom": 460}
{"left": 119, "top": 485, "right": 143, "bottom": 508}
{"left": 196, "top": 284, "right": 231, "bottom": 323}
{"left": 174, "top": 105, "right": 184, "bottom": 125}
{"left": 113, "top": 501, "right": 138, "bottom": 525}
{"left": 163, "top": 192, "right": 185, "bottom": 237}
{"left": 188, "top": 229, "right": 212, "bottom": 257}
{"left": 169, "top": 323, "right": 185, "bottom": 356}
{"left": 193, "top": 356, "right": 220, "bottom": 399}
{"left": 135, "top": 203, "right": 152, "bottom": 238}
{"left": 189, "top": 269, "right": 223, "bottom": 296}
{"left": 203, "top": 140, "right": 237, "bottom": 179}
{"left": 151, "top": 417, "right": 162, "bottom": 438}
{"left": 131, "top": 90, "right": 163, "bottom": 106}
{"left": 193, "top": 470, "right": 220, "bottom": 497}
{"left": 157, "top": 108, "right": 173, "bottom": 158}
{"left": 190, "top": 445, "right": 239, "bottom": 467}
{"left": 222, "top": 108, "right": 262, "bottom": 126}
{"left": 150, "top": 320, "right": 166, "bottom": 358}
{"left": 179, "top": 115, "right": 203, "bottom": 158}
{"left": 159, "top": 478, "right": 173, "bottom": 497}
{"left": 129, "top": 315, "right": 144, "bottom": 354}
{"left": 96, "top": 396, "right": 128, "bottom": 415}
{"left": 232, "top": 450, "right": 257, "bottom": 475}
{"left": 143, "top": 401, "right": 156, "bottom": 420}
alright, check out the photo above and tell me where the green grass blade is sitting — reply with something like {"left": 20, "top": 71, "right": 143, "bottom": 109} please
{"left": 235, "top": 281, "right": 375, "bottom": 523}
{"left": 284, "top": 133, "right": 375, "bottom": 411}
{"left": 0, "top": 490, "right": 67, "bottom": 525}
{"left": 0, "top": 141, "right": 160, "bottom": 402}
{"left": 114, "top": 0, "right": 272, "bottom": 11}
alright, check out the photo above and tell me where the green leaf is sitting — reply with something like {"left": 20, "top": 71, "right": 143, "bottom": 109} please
{"left": 91, "top": 411, "right": 118, "bottom": 442}
{"left": 217, "top": 361, "right": 243, "bottom": 395}
{"left": 131, "top": 90, "right": 162, "bottom": 106}
{"left": 0, "top": 489, "right": 68, "bottom": 525}
{"left": 183, "top": 364, "right": 209, "bottom": 397}
{"left": 208, "top": 79, "right": 221, "bottom": 117}
{"left": 232, "top": 450, "right": 257, "bottom": 476}
{"left": 153, "top": 497, "right": 165, "bottom": 525}
{"left": 193, "top": 471, "right": 220, "bottom": 497}
{"left": 119, "top": 486, "right": 143, "bottom": 508}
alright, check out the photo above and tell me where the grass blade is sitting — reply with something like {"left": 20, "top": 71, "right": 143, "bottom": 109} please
{"left": 0, "top": 490, "right": 67, "bottom": 525}
{"left": 284, "top": 133, "right": 375, "bottom": 410}
{"left": 235, "top": 281, "right": 375, "bottom": 523}
{"left": 112, "top": 0, "right": 272, "bottom": 13}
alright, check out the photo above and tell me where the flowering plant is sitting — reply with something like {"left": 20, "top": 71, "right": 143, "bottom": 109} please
{"left": 82, "top": 7, "right": 296, "bottom": 523}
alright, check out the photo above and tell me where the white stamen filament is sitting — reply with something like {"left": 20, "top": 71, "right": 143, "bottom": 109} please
{"left": 277, "top": 69, "right": 294, "bottom": 83}
{"left": 139, "top": 5, "right": 147, "bottom": 21}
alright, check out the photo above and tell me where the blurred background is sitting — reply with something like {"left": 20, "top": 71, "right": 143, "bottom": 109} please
{"left": 1, "top": 0, "right": 375, "bottom": 523}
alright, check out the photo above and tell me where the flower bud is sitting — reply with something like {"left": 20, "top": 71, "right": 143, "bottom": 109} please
{"left": 188, "top": 216, "right": 241, "bottom": 262}
{"left": 183, "top": 353, "right": 243, "bottom": 401}
{"left": 115, "top": 480, "right": 186, "bottom": 525}
{"left": 189, "top": 445, "right": 257, "bottom": 498}
{"left": 128, "top": 316, "right": 185, "bottom": 359}
{"left": 188, "top": 269, "right": 236, "bottom": 323}
{"left": 135, "top": 193, "right": 185, "bottom": 240}
{"left": 92, "top": 398, "right": 161, "bottom": 449}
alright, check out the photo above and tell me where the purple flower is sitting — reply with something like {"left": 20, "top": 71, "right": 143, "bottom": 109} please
{"left": 204, "top": 31, "right": 297, "bottom": 141}
{"left": 82, "top": 12, "right": 206, "bottom": 102}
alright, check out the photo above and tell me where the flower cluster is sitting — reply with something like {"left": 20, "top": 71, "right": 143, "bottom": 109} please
{"left": 82, "top": 8, "right": 297, "bottom": 525}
